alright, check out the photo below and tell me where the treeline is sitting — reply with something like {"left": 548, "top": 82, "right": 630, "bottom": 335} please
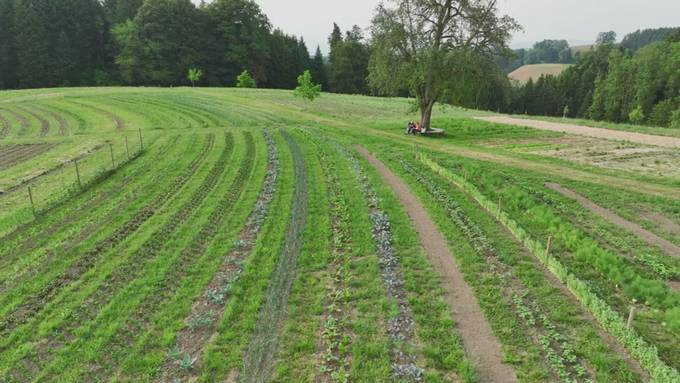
{"left": 509, "top": 31, "right": 680, "bottom": 128}
{"left": 0, "top": 0, "right": 371, "bottom": 91}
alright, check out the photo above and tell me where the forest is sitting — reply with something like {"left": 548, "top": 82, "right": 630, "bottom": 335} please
{"left": 0, "top": 0, "right": 369, "bottom": 93}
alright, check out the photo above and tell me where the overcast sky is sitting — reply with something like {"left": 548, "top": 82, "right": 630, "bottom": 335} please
{"left": 252, "top": 0, "right": 680, "bottom": 52}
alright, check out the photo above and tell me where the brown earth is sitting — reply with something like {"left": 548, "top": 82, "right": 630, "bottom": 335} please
{"left": 545, "top": 182, "right": 680, "bottom": 258}
{"left": 477, "top": 116, "right": 680, "bottom": 148}
{"left": 640, "top": 211, "right": 680, "bottom": 237}
{"left": 357, "top": 146, "right": 518, "bottom": 383}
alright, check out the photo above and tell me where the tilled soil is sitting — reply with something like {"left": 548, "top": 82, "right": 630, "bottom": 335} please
{"left": 357, "top": 146, "right": 518, "bottom": 383}
{"left": 546, "top": 182, "right": 680, "bottom": 258}
{"left": 478, "top": 116, "right": 680, "bottom": 148}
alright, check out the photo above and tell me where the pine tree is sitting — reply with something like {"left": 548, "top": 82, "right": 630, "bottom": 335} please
{"left": 310, "top": 46, "right": 328, "bottom": 90}
{"left": 0, "top": 0, "right": 18, "bottom": 88}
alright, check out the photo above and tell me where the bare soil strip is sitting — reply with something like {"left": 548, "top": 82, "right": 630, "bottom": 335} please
{"left": 356, "top": 146, "right": 517, "bottom": 383}
{"left": 546, "top": 182, "right": 680, "bottom": 258}
{"left": 15, "top": 105, "right": 50, "bottom": 136}
{"left": 0, "top": 107, "right": 29, "bottom": 134}
{"left": 478, "top": 116, "right": 680, "bottom": 149}
{"left": 34, "top": 106, "right": 68, "bottom": 135}
{"left": 158, "top": 130, "right": 279, "bottom": 382}
{"left": 640, "top": 211, "right": 680, "bottom": 237}
{"left": 0, "top": 144, "right": 57, "bottom": 170}
{"left": 68, "top": 100, "right": 125, "bottom": 130}
{"left": 239, "top": 131, "right": 307, "bottom": 383}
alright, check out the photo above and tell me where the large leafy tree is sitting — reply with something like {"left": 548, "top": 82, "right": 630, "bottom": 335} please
{"left": 118, "top": 0, "right": 203, "bottom": 86}
{"left": 203, "top": 0, "right": 270, "bottom": 86}
{"left": 369, "top": 0, "right": 520, "bottom": 130}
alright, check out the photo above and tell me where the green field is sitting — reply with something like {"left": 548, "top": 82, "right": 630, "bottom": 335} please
{"left": 0, "top": 87, "right": 679, "bottom": 382}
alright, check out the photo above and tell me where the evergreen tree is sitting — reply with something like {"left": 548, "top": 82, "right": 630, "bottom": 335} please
{"left": 328, "top": 24, "right": 370, "bottom": 94}
{"left": 0, "top": 0, "right": 17, "bottom": 88}
{"left": 104, "top": 0, "right": 144, "bottom": 24}
{"left": 310, "top": 46, "right": 328, "bottom": 90}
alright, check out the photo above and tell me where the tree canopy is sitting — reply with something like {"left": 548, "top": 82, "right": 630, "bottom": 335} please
{"left": 368, "top": 0, "right": 520, "bottom": 130}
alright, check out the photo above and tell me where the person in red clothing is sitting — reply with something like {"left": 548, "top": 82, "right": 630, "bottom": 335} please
{"left": 414, "top": 122, "right": 422, "bottom": 134}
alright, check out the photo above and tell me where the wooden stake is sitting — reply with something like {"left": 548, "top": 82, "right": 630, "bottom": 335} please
{"left": 109, "top": 143, "right": 115, "bottom": 168}
{"left": 627, "top": 307, "right": 636, "bottom": 329}
{"left": 546, "top": 235, "right": 553, "bottom": 256}
{"left": 138, "top": 128, "right": 144, "bottom": 150}
{"left": 28, "top": 186, "right": 36, "bottom": 218}
{"left": 125, "top": 136, "right": 130, "bottom": 160}
{"left": 74, "top": 159, "right": 82, "bottom": 188}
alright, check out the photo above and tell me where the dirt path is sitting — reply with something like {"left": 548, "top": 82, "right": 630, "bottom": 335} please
{"left": 477, "top": 116, "right": 680, "bottom": 148}
{"left": 641, "top": 211, "right": 680, "bottom": 237}
{"left": 357, "top": 146, "right": 517, "bottom": 383}
{"left": 546, "top": 182, "right": 680, "bottom": 258}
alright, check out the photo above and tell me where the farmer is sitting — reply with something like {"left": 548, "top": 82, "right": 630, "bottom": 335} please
{"left": 406, "top": 121, "right": 416, "bottom": 135}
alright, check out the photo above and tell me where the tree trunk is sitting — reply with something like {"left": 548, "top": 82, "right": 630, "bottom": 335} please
{"left": 420, "top": 99, "right": 435, "bottom": 131}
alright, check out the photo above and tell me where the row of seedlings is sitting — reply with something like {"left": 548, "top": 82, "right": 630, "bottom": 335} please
{"left": 42, "top": 132, "right": 259, "bottom": 381}
{"left": 418, "top": 153, "right": 680, "bottom": 382}
{"left": 0, "top": 133, "right": 216, "bottom": 334}
{"left": 238, "top": 130, "right": 309, "bottom": 383}
{"left": 330, "top": 140, "right": 424, "bottom": 381}
{"left": 0, "top": 134, "right": 182, "bottom": 288}
{"left": 156, "top": 129, "right": 280, "bottom": 382}
{"left": 0, "top": 133, "right": 223, "bottom": 381}
{"left": 397, "top": 156, "right": 596, "bottom": 382}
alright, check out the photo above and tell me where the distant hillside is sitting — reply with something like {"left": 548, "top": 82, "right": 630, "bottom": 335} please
{"left": 508, "top": 64, "right": 571, "bottom": 84}
{"left": 621, "top": 27, "right": 680, "bottom": 52}
{"left": 571, "top": 44, "right": 594, "bottom": 55}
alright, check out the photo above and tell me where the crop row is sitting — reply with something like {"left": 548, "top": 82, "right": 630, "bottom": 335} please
{"left": 309, "top": 135, "right": 354, "bottom": 382}
{"left": 0, "top": 143, "right": 57, "bottom": 170}
{"left": 0, "top": 134, "right": 180, "bottom": 280}
{"left": 419, "top": 154, "right": 679, "bottom": 382}
{"left": 2, "top": 133, "right": 229, "bottom": 381}
{"left": 0, "top": 133, "right": 215, "bottom": 336}
{"left": 397, "top": 157, "right": 591, "bottom": 382}
{"left": 239, "top": 130, "right": 308, "bottom": 383}
{"left": 158, "top": 129, "right": 280, "bottom": 381}
{"left": 329, "top": 140, "right": 424, "bottom": 381}
{"left": 45, "top": 132, "right": 258, "bottom": 381}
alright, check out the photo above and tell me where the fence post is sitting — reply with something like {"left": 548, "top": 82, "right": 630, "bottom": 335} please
{"left": 138, "top": 128, "right": 144, "bottom": 150}
{"left": 28, "top": 186, "right": 36, "bottom": 218}
{"left": 74, "top": 159, "right": 82, "bottom": 189}
{"left": 627, "top": 307, "right": 636, "bottom": 329}
{"left": 125, "top": 136, "right": 130, "bottom": 160}
{"left": 546, "top": 235, "right": 553, "bottom": 256}
{"left": 109, "top": 143, "right": 115, "bottom": 168}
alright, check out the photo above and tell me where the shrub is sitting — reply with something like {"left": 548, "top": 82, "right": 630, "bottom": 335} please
{"left": 650, "top": 99, "right": 675, "bottom": 126}
{"left": 293, "top": 70, "right": 321, "bottom": 101}
{"left": 628, "top": 105, "right": 645, "bottom": 124}
{"left": 671, "top": 108, "right": 680, "bottom": 129}
{"left": 236, "top": 70, "right": 257, "bottom": 88}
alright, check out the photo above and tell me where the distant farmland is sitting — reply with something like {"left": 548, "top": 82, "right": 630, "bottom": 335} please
{"left": 508, "top": 63, "right": 571, "bottom": 84}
